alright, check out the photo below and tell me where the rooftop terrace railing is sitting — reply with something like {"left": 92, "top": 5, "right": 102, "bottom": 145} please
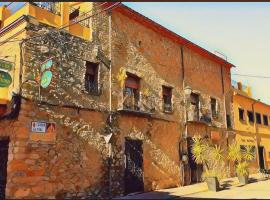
{"left": 30, "top": 2, "right": 61, "bottom": 15}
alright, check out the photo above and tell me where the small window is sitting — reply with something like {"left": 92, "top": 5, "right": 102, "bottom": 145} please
{"left": 85, "top": 61, "right": 99, "bottom": 95}
{"left": 263, "top": 115, "right": 268, "bottom": 126}
{"left": 239, "top": 108, "right": 245, "bottom": 121}
{"left": 211, "top": 98, "right": 217, "bottom": 118}
{"left": 69, "top": 8, "right": 80, "bottom": 20}
{"left": 190, "top": 93, "right": 199, "bottom": 107}
{"left": 247, "top": 111, "right": 254, "bottom": 123}
{"left": 123, "top": 74, "right": 140, "bottom": 111}
{"left": 190, "top": 93, "right": 200, "bottom": 119}
{"left": 256, "top": 113, "right": 262, "bottom": 124}
{"left": 226, "top": 114, "right": 232, "bottom": 128}
{"left": 162, "top": 86, "right": 172, "bottom": 113}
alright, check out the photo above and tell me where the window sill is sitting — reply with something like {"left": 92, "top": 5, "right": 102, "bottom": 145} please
{"left": 82, "top": 89, "right": 101, "bottom": 96}
{"left": 163, "top": 110, "right": 173, "bottom": 114}
{"left": 117, "top": 108, "right": 153, "bottom": 117}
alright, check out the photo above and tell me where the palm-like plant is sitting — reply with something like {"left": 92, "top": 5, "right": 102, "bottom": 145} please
{"left": 227, "top": 141, "right": 255, "bottom": 176}
{"left": 191, "top": 135, "right": 226, "bottom": 181}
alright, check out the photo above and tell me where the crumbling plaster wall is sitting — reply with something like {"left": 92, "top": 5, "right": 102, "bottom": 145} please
{"left": 2, "top": 14, "right": 114, "bottom": 198}
{"left": 109, "top": 11, "right": 183, "bottom": 192}
{"left": 183, "top": 46, "right": 232, "bottom": 129}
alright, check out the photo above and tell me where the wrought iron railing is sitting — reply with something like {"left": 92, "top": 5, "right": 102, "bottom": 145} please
{"left": 123, "top": 93, "right": 140, "bottom": 111}
{"left": 30, "top": 2, "right": 61, "bottom": 15}
{"left": 164, "top": 103, "right": 172, "bottom": 113}
{"left": 85, "top": 82, "right": 101, "bottom": 96}
{"left": 69, "top": 7, "right": 91, "bottom": 28}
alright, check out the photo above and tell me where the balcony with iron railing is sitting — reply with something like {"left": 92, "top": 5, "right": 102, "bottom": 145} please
{"left": 30, "top": 2, "right": 61, "bottom": 15}
{"left": 118, "top": 92, "right": 154, "bottom": 116}
{"left": 163, "top": 103, "right": 172, "bottom": 113}
{"left": 186, "top": 104, "right": 212, "bottom": 125}
{"left": 0, "top": 2, "right": 91, "bottom": 40}
{"left": 69, "top": 7, "right": 91, "bottom": 28}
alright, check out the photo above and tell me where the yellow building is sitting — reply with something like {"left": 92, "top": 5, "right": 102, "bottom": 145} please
{"left": 232, "top": 81, "right": 270, "bottom": 172}
{"left": 0, "top": 2, "right": 93, "bottom": 114}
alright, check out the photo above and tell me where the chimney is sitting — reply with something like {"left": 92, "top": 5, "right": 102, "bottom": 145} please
{"left": 237, "top": 82, "right": 242, "bottom": 91}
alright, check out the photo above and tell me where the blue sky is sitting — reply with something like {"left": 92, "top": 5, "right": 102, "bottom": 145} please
{"left": 1, "top": 2, "right": 270, "bottom": 104}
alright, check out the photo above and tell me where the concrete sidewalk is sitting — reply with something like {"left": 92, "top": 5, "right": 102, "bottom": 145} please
{"left": 116, "top": 173, "right": 266, "bottom": 199}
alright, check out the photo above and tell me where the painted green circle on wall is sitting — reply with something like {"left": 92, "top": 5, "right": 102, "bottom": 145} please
{"left": 0, "top": 71, "right": 12, "bottom": 88}
{"left": 40, "top": 71, "right": 53, "bottom": 88}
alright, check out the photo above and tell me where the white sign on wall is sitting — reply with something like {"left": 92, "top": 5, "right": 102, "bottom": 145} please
{"left": 31, "top": 121, "right": 47, "bottom": 133}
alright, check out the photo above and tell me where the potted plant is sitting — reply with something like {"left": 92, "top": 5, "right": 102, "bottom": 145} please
{"left": 228, "top": 141, "right": 255, "bottom": 185}
{"left": 191, "top": 135, "right": 227, "bottom": 192}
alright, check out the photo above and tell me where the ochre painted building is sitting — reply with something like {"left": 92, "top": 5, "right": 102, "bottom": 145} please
{"left": 0, "top": 2, "right": 234, "bottom": 199}
{"left": 232, "top": 82, "right": 270, "bottom": 173}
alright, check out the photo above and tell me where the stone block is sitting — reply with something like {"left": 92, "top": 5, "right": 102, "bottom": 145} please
{"left": 14, "top": 188, "right": 31, "bottom": 198}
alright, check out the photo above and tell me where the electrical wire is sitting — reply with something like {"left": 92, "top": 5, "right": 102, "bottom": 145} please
{"left": 6, "top": 2, "right": 13, "bottom": 7}
{"left": 0, "top": 2, "right": 109, "bottom": 44}
{"left": 232, "top": 74, "right": 270, "bottom": 79}
{"left": 0, "top": 2, "right": 121, "bottom": 45}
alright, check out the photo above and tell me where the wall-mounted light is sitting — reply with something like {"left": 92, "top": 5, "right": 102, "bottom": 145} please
{"left": 184, "top": 86, "right": 192, "bottom": 95}
{"left": 182, "top": 154, "right": 188, "bottom": 163}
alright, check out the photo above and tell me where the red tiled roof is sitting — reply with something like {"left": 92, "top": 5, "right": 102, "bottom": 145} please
{"left": 104, "top": 2, "right": 235, "bottom": 69}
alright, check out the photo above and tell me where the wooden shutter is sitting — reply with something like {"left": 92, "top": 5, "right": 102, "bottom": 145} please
{"left": 125, "top": 76, "right": 139, "bottom": 89}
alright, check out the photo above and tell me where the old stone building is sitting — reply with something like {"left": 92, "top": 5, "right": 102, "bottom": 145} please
{"left": 0, "top": 2, "right": 235, "bottom": 199}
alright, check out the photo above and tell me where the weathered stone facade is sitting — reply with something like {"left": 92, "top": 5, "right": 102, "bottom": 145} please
{"left": 0, "top": 2, "right": 234, "bottom": 199}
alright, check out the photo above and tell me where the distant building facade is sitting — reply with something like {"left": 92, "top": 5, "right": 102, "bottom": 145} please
{"left": 232, "top": 81, "right": 270, "bottom": 173}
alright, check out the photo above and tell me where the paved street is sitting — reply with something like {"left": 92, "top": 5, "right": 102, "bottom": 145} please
{"left": 118, "top": 173, "right": 270, "bottom": 199}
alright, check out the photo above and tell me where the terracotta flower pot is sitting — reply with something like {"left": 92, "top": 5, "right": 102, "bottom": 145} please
{"left": 206, "top": 177, "right": 220, "bottom": 192}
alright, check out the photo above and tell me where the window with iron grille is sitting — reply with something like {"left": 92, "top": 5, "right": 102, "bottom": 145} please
{"left": 85, "top": 61, "right": 99, "bottom": 95}
{"left": 69, "top": 6, "right": 90, "bottom": 28}
{"left": 162, "top": 86, "right": 172, "bottom": 113}
{"left": 123, "top": 74, "right": 140, "bottom": 111}
{"left": 263, "top": 115, "right": 268, "bottom": 126}
{"left": 210, "top": 97, "right": 217, "bottom": 118}
{"left": 247, "top": 111, "right": 254, "bottom": 123}
{"left": 226, "top": 114, "right": 232, "bottom": 128}
{"left": 239, "top": 108, "right": 245, "bottom": 121}
{"left": 190, "top": 93, "right": 200, "bottom": 120}
{"left": 256, "top": 112, "right": 262, "bottom": 124}
{"left": 69, "top": 7, "right": 80, "bottom": 21}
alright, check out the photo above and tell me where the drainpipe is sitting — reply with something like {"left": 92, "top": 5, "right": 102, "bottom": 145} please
{"left": 108, "top": 9, "right": 112, "bottom": 199}
{"left": 220, "top": 65, "right": 230, "bottom": 173}
{"left": 180, "top": 45, "right": 190, "bottom": 186}
{"left": 220, "top": 65, "right": 227, "bottom": 129}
